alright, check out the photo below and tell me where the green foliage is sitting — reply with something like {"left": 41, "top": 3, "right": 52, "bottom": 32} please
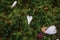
{"left": 0, "top": 0, "right": 60, "bottom": 40}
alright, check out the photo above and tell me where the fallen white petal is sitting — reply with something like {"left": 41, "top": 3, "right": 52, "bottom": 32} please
{"left": 44, "top": 25, "right": 57, "bottom": 34}
{"left": 56, "top": 39, "right": 59, "bottom": 40}
{"left": 27, "top": 15, "right": 33, "bottom": 25}
{"left": 11, "top": 1, "right": 17, "bottom": 8}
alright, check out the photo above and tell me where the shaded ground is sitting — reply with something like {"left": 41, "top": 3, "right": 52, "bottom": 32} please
{"left": 0, "top": 0, "right": 60, "bottom": 40}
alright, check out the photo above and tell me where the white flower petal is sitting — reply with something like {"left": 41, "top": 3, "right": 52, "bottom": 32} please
{"left": 44, "top": 25, "right": 57, "bottom": 34}
{"left": 27, "top": 15, "right": 33, "bottom": 25}
{"left": 11, "top": 1, "right": 17, "bottom": 8}
{"left": 56, "top": 39, "right": 59, "bottom": 40}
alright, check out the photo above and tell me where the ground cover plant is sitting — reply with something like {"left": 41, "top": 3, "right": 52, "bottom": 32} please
{"left": 0, "top": 0, "right": 60, "bottom": 40}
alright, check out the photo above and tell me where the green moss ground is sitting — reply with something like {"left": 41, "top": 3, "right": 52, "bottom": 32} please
{"left": 0, "top": 0, "right": 60, "bottom": 40}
